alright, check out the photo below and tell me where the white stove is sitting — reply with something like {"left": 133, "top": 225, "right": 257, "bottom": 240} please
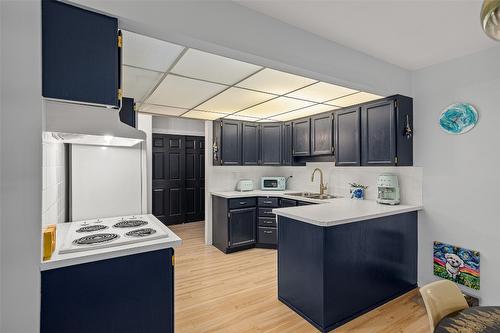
{"left": 59, "top": 214, "right": 170, "bottom": 254}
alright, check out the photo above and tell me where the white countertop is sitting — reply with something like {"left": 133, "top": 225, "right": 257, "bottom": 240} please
{"left": 211, "top": 190, "right": 422, "bottom": 227}
{"left": 41, "top": 214, "right": 182, "bottom": 271}
{"left": 273, "top": 199, "right": 422, "bottom": 227}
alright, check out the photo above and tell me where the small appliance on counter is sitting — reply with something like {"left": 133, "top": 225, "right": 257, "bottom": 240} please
{"left": 236, "top": 179, "right": 254, "bottom": 192}
{"left": 261, "top": 176, "right": 286, "bottom": 191}
{"left": 377, "top": 174, "right": 400, "bottom": 205}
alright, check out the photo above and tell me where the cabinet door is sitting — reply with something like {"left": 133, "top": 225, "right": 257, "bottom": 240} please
{"left": 335, "top": 107, "right": 361, "bottom": 166}
{"left": 42, "top": 0, "right": 119, "bottom": 107}
{"left": 221, "top": 120, "right": 241, "bottom": 165}
{"left": 228, "top": 207, "right": 256, "bottom": 248}
{"left": 282, "top": 122, "right": 293, "bottom": 165}
{"left": 119, "top": 97, "right": 136, "bottom": 128}
{"left": 361, "top": 99, "right": 396, "bottom": 166}
{"left": 280, "top": 198, "right": 297, "bottom": 207}
{"left": 261, "top": 123, "right": 282, "bottom": 165}
{"left": 241, "top": 122, "right": 260, "bottom": 165}
{"left": 311, "top": 113, "right": 334, "bottom": 156}
{"left": 292, "top": 118, "right": 311, "bottom": 156}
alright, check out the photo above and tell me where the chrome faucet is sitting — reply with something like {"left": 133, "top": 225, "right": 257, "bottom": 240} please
{"left": 311, "top": 168, "right": 327, "bottom": 196}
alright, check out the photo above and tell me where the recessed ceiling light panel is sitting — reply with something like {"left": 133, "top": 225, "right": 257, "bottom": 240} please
{"left": 197, "top": 87, "right": 274, "bottom": 114}
{"left": 139, "top": 104, "right": 188, "bottom": 117}
{"left": 146, "top": 75, "right": 226, "bottom": 109}
{"left": 327, "top": 92, "right": 382, "bottom": 107}
{"left": 171, "top": 49, "right": 262, "bottom": 85}
{"left": 182, "top": 110, "right": 225, "bottom": 120}
{"left": 269, "top": 104, "right": 337, "bottom": 121}
{"left": 122, "top": 66, "right": 163, "bottom": 102}
{"left": 237, "top": 68, "right": 317, "bottom": 95}
{"left": 287, "top": 82, "right": 358, "bottom": 103}
{"left": 237, "top": 97, "right": 314, "bottom": 118}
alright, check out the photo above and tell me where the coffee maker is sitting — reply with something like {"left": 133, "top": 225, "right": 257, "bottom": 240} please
{"left": 377, "top": 174, "right": 400, "bottom": 205}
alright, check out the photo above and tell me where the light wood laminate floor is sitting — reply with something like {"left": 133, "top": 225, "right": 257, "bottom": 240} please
{"left": 170, "top": 221, "right": 429, "bottom": 333}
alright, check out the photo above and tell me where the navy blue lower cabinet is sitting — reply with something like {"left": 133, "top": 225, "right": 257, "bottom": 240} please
{"left": 278, "top": 212, "right": 417, "bottom": 332}
{"left": 41, "top": 249, "right": 174, "bottom": 333}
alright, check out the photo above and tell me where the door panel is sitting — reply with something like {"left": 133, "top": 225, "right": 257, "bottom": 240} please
{"left": 311, "top": 113, "right": 333, "bottom": 156}
{"left": 185, "top": 136, "right": 205, "bottom": 222}
{"left": 361, "top": 100, "right": 396, "bottom": 166}
{"left": 282, "top": 122, "right": 293, "bottom": 165}
{"left": 292, "top": 118, "right": 311, "bottom": 156}
{"left": 335, "top": 107, "right": 361, "bottom": 166}
{"left": 261, "top": 123, "right": 282, "bottom": 165}
{"left": 229, "top": 207, "right": 257, "bottom": 248}
{"left": 242, "top": 122, "right": 260, "bottom": 165}
{"left": 221, "top": 120, "right": 241, "bottom": 165}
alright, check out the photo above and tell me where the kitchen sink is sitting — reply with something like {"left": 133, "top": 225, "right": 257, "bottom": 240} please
{"left": 287, "top": 192, "right": 341, "bottom": 200}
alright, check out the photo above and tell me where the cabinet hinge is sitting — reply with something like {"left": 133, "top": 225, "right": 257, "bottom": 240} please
{"left": 220, "top": 121, "right": 223, "bottom": 127}
{"left": 394, "top": 100, "right": 398, "bottom": 109}
{"left": 117, "top": 88, "right": 123, "bottom": 100}
{"left": 227, "top": 212, "right": 231, "bottom": 219}
{"left": 118, "top": 35, "right": 123, "bottom": 48}
{"left": 395, "top": 156, "right": 399, "bottom": 165}
{"left": 171, "top": 255, "right": 175, "bottom": 266}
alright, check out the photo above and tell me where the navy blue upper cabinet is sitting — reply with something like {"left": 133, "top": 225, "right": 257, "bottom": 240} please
{"left": 311, "top": 113, "right": 334, "bottom": 156}
{"left": 42, "top": 0, "right": 120, "bottom": 107}
{"left": 119, "top": 97, "right": 136, "bottom": 128}
{"left": 282, "top": 122, "right": 293, "bottom": 165}
{"left": 292, "top": 118, "right": 311, "bottom": 156}
{"left": 261, "top": 123, "right": 282, "bottom": 165}
{"left": 242, "top": 122, "right": 260, "bottom": 165}
{"left": 220, "top": 120, "right": 242, "bottom": 165}
{"left": 335, "top": 107, "right": 361, "bottom": 166}
{"left": 361, "top": 96, "right": 413, "bottom": 166}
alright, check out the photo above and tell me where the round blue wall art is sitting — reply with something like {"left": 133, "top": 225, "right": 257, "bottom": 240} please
{"left": 439, "top": 103, "right": 478, "bottom": 134}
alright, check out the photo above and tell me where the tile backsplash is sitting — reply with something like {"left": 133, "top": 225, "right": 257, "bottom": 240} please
{"left": 42, "top": 142, "right": 67, "bottom": 226}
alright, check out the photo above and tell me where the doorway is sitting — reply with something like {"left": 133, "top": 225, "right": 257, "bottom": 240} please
{"left": 152, "top": 134, "right": 205, "bottom": 225}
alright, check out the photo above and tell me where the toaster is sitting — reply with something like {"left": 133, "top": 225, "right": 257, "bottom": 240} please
{"left": 236, "top": 179, "right": 254, "bottom": 192}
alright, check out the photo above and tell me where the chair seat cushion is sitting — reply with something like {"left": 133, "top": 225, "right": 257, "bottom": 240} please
{"left": 436, "top": 307, "right": 500, "bottom": 333}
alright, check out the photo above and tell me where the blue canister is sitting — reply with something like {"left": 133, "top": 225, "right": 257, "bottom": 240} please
{"left": 350, "top": 187, "right": 365, "bottom": 200}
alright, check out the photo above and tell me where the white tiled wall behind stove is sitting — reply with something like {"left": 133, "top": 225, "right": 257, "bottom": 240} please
{"left": 42, "top": 142, "right": 67, "bottom": 226}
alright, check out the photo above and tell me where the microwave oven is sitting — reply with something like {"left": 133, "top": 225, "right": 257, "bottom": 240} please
{"left": 261, "top": 177, "right": 286, "bottom": 191}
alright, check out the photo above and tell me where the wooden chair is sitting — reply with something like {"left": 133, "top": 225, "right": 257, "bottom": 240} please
{"left": 419, "top": 280, "right": 469, "bottom": 332}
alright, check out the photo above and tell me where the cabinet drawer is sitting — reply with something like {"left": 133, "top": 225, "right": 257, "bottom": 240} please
{"left": 258, "top": 217, "right": 277, "bottom": 228}
{"left": 258, "top": 197, "right": 279, "bottom": 207}
{"left": 280, "top": 198, "right": 297, "bottom": 207}
{"left": 229, "top": 198, "right": 256, "bottom": 209}
{"left": 258, "top": 227, "right": 277, "bottom": 245}
{"left": 258, "top": 207, "right": 275, "bottom": 218}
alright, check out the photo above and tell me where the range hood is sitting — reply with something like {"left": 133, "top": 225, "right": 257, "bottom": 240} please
{"left": 44, "top": 100, "right": 145, "bottom": 147}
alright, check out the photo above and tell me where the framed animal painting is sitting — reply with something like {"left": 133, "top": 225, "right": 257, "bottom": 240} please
{"left": 433, "top": 241, "right": 480, "bottom": 290}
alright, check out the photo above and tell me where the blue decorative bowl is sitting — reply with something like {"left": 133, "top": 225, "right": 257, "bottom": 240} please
{"left": 351, "top": 187, "right": 365, "bottom": 200}
{"left": 439, "top": 103, "right": 478, "bottom": 134}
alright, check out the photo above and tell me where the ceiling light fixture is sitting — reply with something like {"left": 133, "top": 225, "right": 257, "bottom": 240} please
{"left": 481, "top": 0, "right": 500, "bottom": 40}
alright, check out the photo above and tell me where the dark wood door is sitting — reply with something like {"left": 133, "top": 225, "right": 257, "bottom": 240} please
{"left": 185, "top": 136, "right": 205, "bottom": 223}
{"left": 228, "top": 207, "right": 257, "bottom": 248}
{"left": 361, "top": 99, "right": 396, "bottom": 166}
{"left": 335, "top": 107, "right": 361, "bottom": 166}
{"left": 261, "top": 123, "right": 282, "bottom": 165}
{"left": 292, "top": 118, "right": 311, "bottom": 156}
{"left": 242, "top": 122, "right": 260, "bottom": 165}
{"left": 152, "top": 134, "right": 185, "bottom": 225}
{"left": 221, "top": 120, "right": 241, "bottom": 165}
{"left": 42, "top": 0, "right": 119, "bottom": 107}
{"left": 282, "top": 122, "right": 293, "bottom": 165}
{"left": 311, "top": 113, "right": 334, "bottom": 156}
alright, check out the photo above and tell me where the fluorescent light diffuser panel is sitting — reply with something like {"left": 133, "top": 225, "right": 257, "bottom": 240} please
{"left": 171, "top": 48, "right": 262, "bottom": 85}
{"left": 197, "top": 87, "right": 274, "bottom": 114}
{"left": 122, "top": 66, "right": 163, "bottom": 102}
{"left": 269, "top": 104, "right": 338, "bottom": 121}
{"left": 237, "top": 68, "right": 317, "bottom": 95}
{"left": 122, "top": 30, "right": 184, "bottom": 72}
{"left": 237, "top": 97, "right": 314, "bottom": 118}
{"left": 224, "top": 114, "right": 261, "bottom": 121}
{"left": 182, "top": 110, "right": 225, "bottom": 120}
{"left": 328, "top": 92, "right": 382, "bottom": 107}
{"left": 139, "top": 104, "right": 188, "bottom": 117}
{"left": 146, "top": 74, "right": 226, "bottom": 109}
{"left": 287, "top": 82, "right": 358, "bottom": 103}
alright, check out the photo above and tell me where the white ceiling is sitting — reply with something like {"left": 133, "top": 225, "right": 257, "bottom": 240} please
{"left": 122, "top": 30, "right": 383, "bottom": 121}
{"left": 237, "top": 0, "right": 497, "bottom": 70}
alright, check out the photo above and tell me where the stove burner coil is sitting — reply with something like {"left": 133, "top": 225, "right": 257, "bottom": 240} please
{"left": 113, "top": 220, "right": 148, "bottom": 228}
{"left": 125, "top": 228, "right": 157, "bottom": 237}
{"left": 76, "top": 225, "right": 108, "bottom": 233}
{"left": 72, "top": 233, "right": 119, "bottom": 246}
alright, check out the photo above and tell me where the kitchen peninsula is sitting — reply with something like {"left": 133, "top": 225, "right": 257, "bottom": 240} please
{"left": 273, "top": 200, "right": 422, "bottom": 332}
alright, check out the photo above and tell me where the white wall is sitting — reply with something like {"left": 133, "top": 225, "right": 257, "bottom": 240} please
{"left": 413, "top": 46, "right": 500, "bottom": 304}
{"left": 73, "top": 0, "right": 411, "bottom": 96}
{"left": 0, "top": 1, "right": 42, "bottom": 332}
{"left": 42, "top": 142, "right": 67, "bottom": 226}
{"left": 152, "top": 116, "right": 204, "bottom": 137}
